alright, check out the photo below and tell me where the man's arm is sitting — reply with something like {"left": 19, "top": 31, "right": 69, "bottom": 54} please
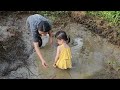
{"left": 48, "top": 30, "right": 53, "bottom": 45}
{"left": 33, "top": 42, "right": 48, "bottom": 68}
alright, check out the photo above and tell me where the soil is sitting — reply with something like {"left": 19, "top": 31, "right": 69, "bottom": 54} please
{"left": 70, "top": 11, "right": 120, "bottom": 47}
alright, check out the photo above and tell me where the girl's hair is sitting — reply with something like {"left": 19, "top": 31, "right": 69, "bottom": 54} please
{"left": 55, "top": 30, "right": 70, "bottom": 44}
{"left": 38, "top": 21, "right": 51, "bottom": 32}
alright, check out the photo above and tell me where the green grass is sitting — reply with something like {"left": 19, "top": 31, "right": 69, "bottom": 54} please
{"left": 37, "top": 11, "right": 69, "bottom": 21}
{"left": 37, "top": 11, "right": 120, "bottom": 26}
{"left": 87, "top": 11, "right": 120, "bottom": 26}
{"left": 34, "top": 11, "right": 120, "bottom": 28}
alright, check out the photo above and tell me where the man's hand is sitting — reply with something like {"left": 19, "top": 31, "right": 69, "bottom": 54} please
{"left": 42, "top": 60, "right": 48, "bottom": 68}
{"left": 33, "top": 42, "right": 48, "bottom": 68}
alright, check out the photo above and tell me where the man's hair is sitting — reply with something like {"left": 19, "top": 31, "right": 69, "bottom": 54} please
{"left": 38, "top": 21, "right": 51, "bottom": 32}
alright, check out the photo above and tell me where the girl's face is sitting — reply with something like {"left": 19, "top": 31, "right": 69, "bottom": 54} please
{"left": 57, "top": 39, "right": 63, "bottom": 45}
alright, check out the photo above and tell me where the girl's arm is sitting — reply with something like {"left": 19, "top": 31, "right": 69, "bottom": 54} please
{"left": 54, "top": 46, "right": 60, "bottom": 64}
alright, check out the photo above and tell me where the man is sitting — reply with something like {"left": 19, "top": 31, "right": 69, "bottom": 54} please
{"left": 26, "top": 14, "right": 53, "bottom": 68}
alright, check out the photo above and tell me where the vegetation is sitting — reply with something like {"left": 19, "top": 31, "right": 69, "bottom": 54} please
{"left": 86, "top": 11, "right": 120, "bottom": 26}
{"left": 37, "top": 11, "right": 69, "bottom": 21}
{"left": 39, "top": 11, "right": 69, "bottom": 16}
{"left": 37, "top": 11, "right": 120, "bottom": 26}
{"left": 1, "top": 11, "right": 119, "bottom": 27}
{"left": 10, "top": 11, "right": 119, "bottom": 27}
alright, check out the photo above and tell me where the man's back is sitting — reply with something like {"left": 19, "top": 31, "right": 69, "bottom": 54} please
{"left": 26, "top": 14, "right": 51, "bottom": 32}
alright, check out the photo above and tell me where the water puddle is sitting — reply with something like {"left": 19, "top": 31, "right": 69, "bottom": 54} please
{"left": 35, "top": 23, "right": 120, "bottom": 79}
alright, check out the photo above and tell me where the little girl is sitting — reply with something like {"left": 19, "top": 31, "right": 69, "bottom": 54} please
{"left": 53, "top": 30, "right": 72, "bottom": 69}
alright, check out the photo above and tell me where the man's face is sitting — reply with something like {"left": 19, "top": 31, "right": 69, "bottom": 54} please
{"left": 38, "top": 31, "right": 48, "bottom": 36}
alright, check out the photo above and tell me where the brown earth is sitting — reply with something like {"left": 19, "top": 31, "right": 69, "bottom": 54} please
{"left": 70, "top": 11, "right": 120, "bottom": 47}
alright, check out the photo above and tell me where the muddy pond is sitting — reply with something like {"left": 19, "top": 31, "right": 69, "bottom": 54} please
{"left": 0, "top": 13, "right": 120, "bottom": 79}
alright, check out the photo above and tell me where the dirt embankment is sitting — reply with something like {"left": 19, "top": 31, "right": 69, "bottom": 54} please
{"left": 0, "top": 12, "right": 34, "bottom": 78}
{"left": 71, "top": 11, "right": 120, "bottom": 47}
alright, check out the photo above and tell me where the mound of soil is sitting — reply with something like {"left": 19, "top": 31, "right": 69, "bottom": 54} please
{"left": 70, "top": 11, "right": 120, "bottom": 46}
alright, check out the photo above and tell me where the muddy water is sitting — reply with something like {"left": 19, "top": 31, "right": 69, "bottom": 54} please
{"left": 34, "top": 23, "right": 120, "bottom": 79}
{"left": 1, "top": 13, "right": 120, "bottom": 79}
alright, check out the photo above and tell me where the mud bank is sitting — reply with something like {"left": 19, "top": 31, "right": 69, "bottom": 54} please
{"left": 71, "top": 11, "right": 120, "bottom": 47}
{"left": 0, "top": 13, "right": 39, "bottom": 78}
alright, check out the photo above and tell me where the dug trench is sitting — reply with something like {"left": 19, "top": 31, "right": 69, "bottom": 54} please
{"left": 0, "top": 12, "right": 120, "bottom": 79}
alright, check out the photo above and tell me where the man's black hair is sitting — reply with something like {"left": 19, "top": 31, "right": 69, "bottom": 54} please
{"left": 38, "top": 21, "right": 51, "bottom": 32}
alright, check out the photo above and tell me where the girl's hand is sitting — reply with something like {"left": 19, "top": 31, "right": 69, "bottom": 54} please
{"left": 53, "top": 63, "right": 56, "bottom": 68}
